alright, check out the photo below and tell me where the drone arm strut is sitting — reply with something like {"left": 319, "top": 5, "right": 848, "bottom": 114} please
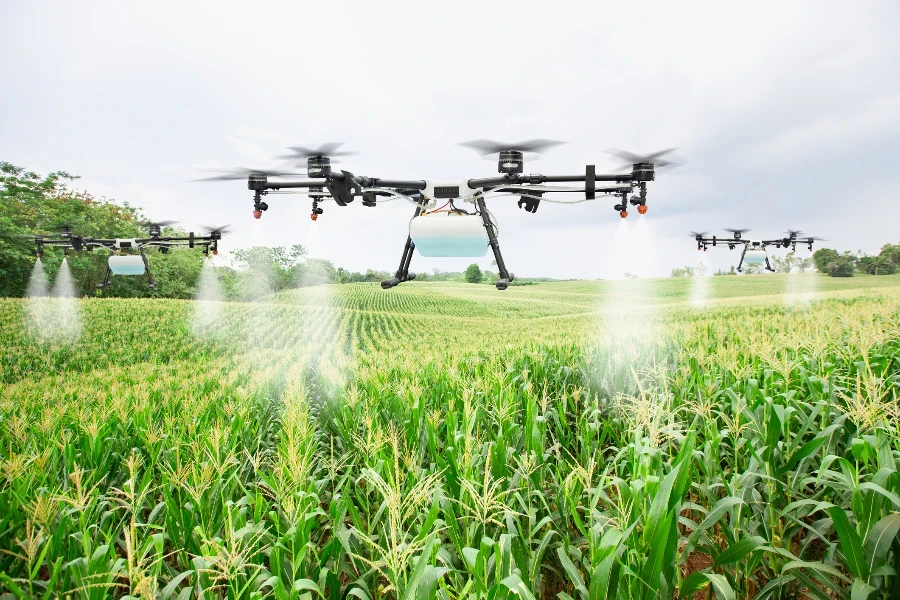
{"left": 355, "top": 177, "right": 426, "bottom": 190}
{"left": 266, "top": 180, "right": 337, "bottom": 190}
{"left": 468, "top": 172, "right": 631, "bottom": 190}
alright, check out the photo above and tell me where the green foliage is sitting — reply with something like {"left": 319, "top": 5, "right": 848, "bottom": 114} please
{"left": 858, "top": 255, "right": 898, "bottom": 275}
{"left": 1, "top": 278, "right": 899, "bottom": 597}
{"left": 880, "top": 242, "right": 900, "bottom": 266}
{"left": 813, "top": 248, "right": 840, "bottom": 272}
{"left": 857, "top": 243, "right": 900, "bottom": 275}
{"left": 671, "top": 265, "right": 695, "bottom": 277}
{"left": 464, "top": 263, "right": 483, "bottom": 283}
{"left": 827, "top": 253, "right": 857, "bottom": 277}
{"left": 714, "top": 265, "right": 738, "bottom": 276}
{"left": 0, "top": 162, "right": 146, "bottom": 296}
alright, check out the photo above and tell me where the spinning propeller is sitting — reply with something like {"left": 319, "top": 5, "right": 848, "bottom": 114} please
{"left": 192, "top": 168, "right": 304, "bottom": 182}
{"left": 146, "top": 220, "right": 177, "bottom": 238}
{"left": 458, "top": 139, "right": 567, "bottom": 175}
{"left": 606, "top": 148, "right": 683, "bottom": 176}
{"left": 201, "top": 224, "right": 233, "bottom": 236}
{"left": 785, "top": 229, "right": 826, "bottom": 241}
{"left": 724, "top": 228, "right": 751, "bottom": 239}
{"left": 279, "top": 142, "right": 356, "bottom": 161}
{"left": 278, "top": 143, "right": 357, "bottom": 177}
{"left": 457, "top": 139, "right": 567, "bottom": 155}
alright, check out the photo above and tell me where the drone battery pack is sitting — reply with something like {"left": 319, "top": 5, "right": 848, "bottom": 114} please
{"left": 743, "top": 249, "right": 768, "bottom": 265}
{"left": 410, "top": 214, "right": 489, "bottom": 257}
{"left": 108, "top": 255, "right": 146, "bottom": 275}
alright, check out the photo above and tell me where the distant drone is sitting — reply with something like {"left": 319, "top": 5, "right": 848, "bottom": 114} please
{"left": 195, "top": 141, "right": 681, "bottom": 290}
{"left": 26, "top": 223, "right": 228, "bottom": 288}
{"left": 690, "top": 229, "right": 824, "bottom": 272}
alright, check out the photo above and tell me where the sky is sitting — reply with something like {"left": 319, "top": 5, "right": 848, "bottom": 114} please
{"left": 2, "top": 0, "right": 899, "bottom": 279}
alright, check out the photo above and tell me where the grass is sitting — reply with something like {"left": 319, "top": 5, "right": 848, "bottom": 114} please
{"left": 1, "top": 273, "right": 899, "bottom": 599}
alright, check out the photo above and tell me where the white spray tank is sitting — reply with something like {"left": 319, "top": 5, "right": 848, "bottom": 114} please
{"left": 743, "top": 242, "right": 768, "bottom": 265}
{"left": 409, "top": 213, "right": 489, "bottom": 257}
{"left": 108, "top": 254, "right": 146, "bottom": 275}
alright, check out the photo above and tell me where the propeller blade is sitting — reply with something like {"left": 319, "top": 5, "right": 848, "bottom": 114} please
{"left": 201, "top": 224, "right": 233, "bottom": 234}
{"left": 191, "top": 168, "right": 304, "bottom": 182}
{"left": 688, "top": 231, "right": 709, "bottom": 238}
{"left": 280, "top": 143, "right": 356, "bottom": 159}
{"left": 458, "top": 138, "right": 567, "bottom": 155}
{"left": 724, "top": 228, "right": 751, "bottom": 234}
{"left": 606, "top": 148, "right": 683, "bottom": 168}
{"left": 0, "top": 231, "right": 41, "bottom": 240}
{"left": 147, "top": 220, "right": 178, "bottom": 227}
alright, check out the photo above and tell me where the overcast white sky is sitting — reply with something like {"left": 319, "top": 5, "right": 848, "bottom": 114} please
{"left": 2, "top": 1, "right": 898, "bottom": 279}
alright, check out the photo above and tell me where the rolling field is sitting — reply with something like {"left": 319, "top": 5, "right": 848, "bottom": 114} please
{"left": 1, "top": 274, "right": 899, "bottom": 599}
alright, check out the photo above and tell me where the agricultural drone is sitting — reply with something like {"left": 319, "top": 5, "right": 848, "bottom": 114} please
{"left": 690, "top": 229, "right": 823, "bottom": 272}
{"left": 195, "top": 141, "right": 680, "bottom": 290}
{"left": 26, "top": 223, "right": 229, "bottom": 288}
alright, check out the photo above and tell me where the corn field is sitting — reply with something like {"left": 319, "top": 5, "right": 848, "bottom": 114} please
{"left": 1, "top": 277, "right": 899, "bottom": 599}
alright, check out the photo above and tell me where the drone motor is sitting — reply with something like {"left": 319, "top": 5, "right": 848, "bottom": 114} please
{"left": 307, "top": 156, "right": 331, "bottom": 178}
{"left": 498, "top": 150, "right": 524, "bottom": 175}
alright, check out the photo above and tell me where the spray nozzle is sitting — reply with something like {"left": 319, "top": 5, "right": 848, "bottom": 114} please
{"left": 619, "top": 210, "right": 628, "bottom": 218}
{"left": 637, "top": 205, "right": 648, "bottom": 215}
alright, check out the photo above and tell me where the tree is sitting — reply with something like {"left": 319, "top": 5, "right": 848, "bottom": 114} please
{"left": 879, "top": 243, "right": 900, "bottom": 266}
{"left": 464, "top": 263, "right": 483, "bottom": 283}
{"left": 826, "top": 254, "right": 856, "bottom": 277}
{"left": 771, "top": 252, "right": 799, "bottom": 273}
{"left": 744, "top": 263, "right": 764, "bottom": 275}
{"left": 229, "top": 245, "right": 308, "bottom": 300}
{"left": 671, "top": 266, "right": 695, "bottom": 278}
{"left": 300, "top": 258, "right": 338, "bottom": 286}
{"left": 813, "top": 248, "right": 839, "bottom": 273}
{"left": 857, "top": 254, "right": 897, "bottom": 275}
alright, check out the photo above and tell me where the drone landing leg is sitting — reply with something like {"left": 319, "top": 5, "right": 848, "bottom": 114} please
{"left": 765, "top": 256, "right": 774, "bottom": 272}
{"left": 138, "top": 247, "right": 156, "bottom": 289}
{"left": 736, "top": 246, "right": 747, "bottom": 273}
{"left": 475, "top": 197, "right": 514, "bottom": 290}
{"left": 382, "top": 206, "right": 423, "bottom": 289}
{"left": 96, "top": 267, "right": 112, "bottom": 289}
